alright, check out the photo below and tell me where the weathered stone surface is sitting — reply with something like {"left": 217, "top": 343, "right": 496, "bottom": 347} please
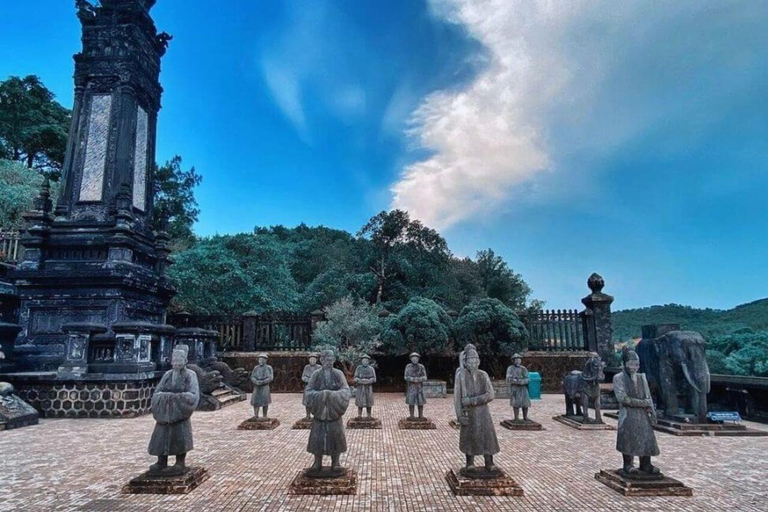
{"left": 122, "top": 466, "right": 209, "bottom": 495}
{"left": 552, "top": 415, "right": 616, "bottom": 430}
{"left": 0, "top": 382, "right": 39, "bottom": 430}
{"left": 423, "top": 380, "right": 447, "bottom": 398}
{"left": 398, "top": 417, "right": 436, "bottom": 430}
{"left": 289, "top": 468, "right": 357, "bottom": 495}
{"left": 500, "top": 419, "right": 543, "bottom": 431}
{"left": 237, "top": 416, "right": 279, "bottom": 430}
{"left": 651, "top": 416, "right": 768, "bottom": 437}
{"left": 346, "top": 416, "right": 382, "bottom": 429}
{"left": 292, "top": 417, "right": 313, "bottom": 429}
{"left": 445, "top": 467, "right": 524, "bottom": 496}
{"left": 595, "top": 469, "right": 692, "bottom": 497}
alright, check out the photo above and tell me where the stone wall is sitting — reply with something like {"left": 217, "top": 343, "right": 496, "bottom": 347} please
{"left": 221, "top": 350, "right": 592, "bottom": 394}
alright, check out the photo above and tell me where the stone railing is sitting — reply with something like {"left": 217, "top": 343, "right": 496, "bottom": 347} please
{"left": 0, "top": 230, "right": 22, "bottom": 266}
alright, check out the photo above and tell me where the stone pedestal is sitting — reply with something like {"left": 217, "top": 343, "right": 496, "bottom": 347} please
{"left": 500, "top": 419, "right": 544, "bottom": 431}
{"left": 552, "top": 415, "right": 615, "bottom": 430}
{"left": 346, "top": 416, "right": 382, "bottom": 429}
{"left": 652, "top": 416, "right": 768, "bottom": 437}
{"left": 0, "top": 383, "right": 39, "bottom": 430}
{"left": 423, "top": 380, "right": 447, "bottom": 398}
{"left": 122, "top": 467, "right": 209, "bottom": 495}
{"left": 292, "top": 417, "right": 313, "bottom": 429}
{"left": 289, "top": 468, "right": 357, "bottom": 495}
{"left": 445, "top": 467, "right": 524, "bottom": 496}
{"left": 595, "top": 469, "right": 692, "bottom": 496}
{"left": 398, "top": 417, "right": 436, "bottom": 430}
{"left": 237, "top": 417, "right": 279, "bottom": 430}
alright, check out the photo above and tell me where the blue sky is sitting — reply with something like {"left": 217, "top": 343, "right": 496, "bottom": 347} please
{"left": 1, "top": 0, "right": 767, "bottom": 311}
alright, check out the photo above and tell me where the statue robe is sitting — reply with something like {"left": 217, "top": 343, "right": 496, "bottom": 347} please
{"left": 354, "top": 365, "right": 376, "bottom": 408}
{"left": 454, "top": 368, "right": 500, "bottom": 456}
{"left": 306, "top": 367, "right": 351, "bottom": 456}
{"left": 404, "top": 363, "right": 427, "bottom": 406}
{"left": 250, "top": 364, "right": 274, "bottom": 407}
{"left": 506, "top": 365, "right": 531, "bottom": 408}
{"left": 148, "top": 368, "right": 199, "bottom": 456}
{"left": 301, "top": 363, "right": 321, "bottom": 406}
{"left": 613, "top": 371, "right": 660, "bottom": 457}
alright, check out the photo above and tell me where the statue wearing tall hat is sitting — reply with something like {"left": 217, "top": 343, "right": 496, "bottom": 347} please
{"left": 506, "top": 353, "right": 531, "bottom": 421}
{"left": 454, "top": 344, "right": 500, "bottom": 476}
{"left": 147, "top": 345, "right": 200, "bottom": 476}
{"left": 353, "top": 354, "right": 376, "bottom": 418}
{"left": 250, "top": 353, "right": 273, "bottom": 418}
{"left": 404, "top": 352, "right": 427, "bottom": 419}
{"left": 301, "top": 352, "right": 321, "bottom": 419}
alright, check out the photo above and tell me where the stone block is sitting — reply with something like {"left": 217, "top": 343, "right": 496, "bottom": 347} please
{"left": 237, "top": 417, "right": 280, "bottom": 430}
{"left": 552, "top": 415, "right": 615, "bottom": 430}
{"left": 346, "top": 417, "right": 382, "bottom": 429}
{"left": 122, "top": 467, "right": 209, "bottom": 495}
{"left": 595, "top": 469, "right": 692, "bottom": 497}
{"left": 398, "top": 417, "right": 436, "bottom": 430}
{"left": 288, "top": 468, "right": 357, "bottom": 495}
{"left": 445, "top": 467, "right": 524, "bottom": 496}
{"left": 500, "top": 419, "right": 544, "bottom": 431}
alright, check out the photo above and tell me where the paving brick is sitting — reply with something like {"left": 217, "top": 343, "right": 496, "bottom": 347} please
{"left": 1, "top": 394, "right": 766, "bottom": 511}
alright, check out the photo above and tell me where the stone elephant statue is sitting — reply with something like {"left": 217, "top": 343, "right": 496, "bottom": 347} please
{"left": 653, "top": 331, "right": 710, "bottom": 423}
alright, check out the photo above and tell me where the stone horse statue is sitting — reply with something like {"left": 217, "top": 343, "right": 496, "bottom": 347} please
{"left": 563, "top": 353, "right": 605, "bottom": 424}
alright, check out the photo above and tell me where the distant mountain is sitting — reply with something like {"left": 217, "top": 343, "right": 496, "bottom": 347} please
{"left": 612, "top": 298, "right": 768, "bottom": 342}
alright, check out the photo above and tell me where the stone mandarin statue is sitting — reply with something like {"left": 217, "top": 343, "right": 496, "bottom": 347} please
{"left": 353, "top": 354, "right": 376, "bottom": 418}
{"left": 404, "top": 352, "right": 427, "bottom": 419}
{"left": 250, "top": 353, "right": 274, "bottom": 418}
{"left": 305, "top": 349, "right": 351, "bottom": 475}
{"left": 613, "top": 349, "right": 660, "bottom": 477}
{"left": 301, "top": 353, "right": 321, "bottom": 419}
{"left": 148, "top": 346, "right": 200, "bottom": 476}
{"left": 506, "top": 353, "right": 531, "bottom": 421}
{"left": 454, "top": 344, "right": 501, "bottom": 476}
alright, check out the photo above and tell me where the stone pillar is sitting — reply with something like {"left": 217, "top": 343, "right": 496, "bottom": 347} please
{"left": 242, "top": 311, "right": 259, "bottom": 352}
{"left": 58, "top": 323, "right": 107, "bottom": 378}
{"left": 154, "top": 324, "right": 176, "bottom": 371}
{"left": 581, "top": 273, "right": 614, "bottom": 366}
{"left": 174, "top": 328, "right": 218, "bottom": 365}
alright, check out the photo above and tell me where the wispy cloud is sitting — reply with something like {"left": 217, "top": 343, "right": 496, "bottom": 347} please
{"left": 392, "top": 0, "right": 767, "bottom": 229}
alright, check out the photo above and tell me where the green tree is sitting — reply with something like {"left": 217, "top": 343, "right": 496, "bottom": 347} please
{"left": 381, "top": 296, "right": 454, "bottom": 355}
{"left": 476, "top": 248, "right": 531, "bottom": 310}
{"left": 312, "top": 297, "right": 384, "bottom": 378}
{"left": 152, "top": 155, "right": 202, "bottom": 249}
{"left": 0, "top": 159, "right": 59, "bottom": 230}
{"left": 0, "top": 76, "right": 71, "bottom": 176}
{"left": 168, "top": 234, "right": 298, "bottom": 314}
{"left": 454, "top": 298, "right": 529, "bottom": 362}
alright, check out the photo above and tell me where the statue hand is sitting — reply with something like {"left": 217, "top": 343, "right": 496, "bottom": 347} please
{"left": 461, "top": 397, "right": 472, "bottom": 407}
{"left": 459, "top": 415, "right": 470, "bottom": 426}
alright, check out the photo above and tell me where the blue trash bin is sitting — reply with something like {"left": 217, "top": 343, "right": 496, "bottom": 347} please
{"left": 528, "top": 372, "right": 542, "bottom": 400}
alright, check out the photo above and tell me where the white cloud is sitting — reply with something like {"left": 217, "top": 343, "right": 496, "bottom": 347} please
{"left": 391, "top": 0, "right": 767, "bottom": 229}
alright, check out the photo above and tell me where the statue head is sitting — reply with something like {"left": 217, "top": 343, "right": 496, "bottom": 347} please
{"left": 321, "top": 349, "right": 335, "bottom": 368}
{"left": 257, "top": 353, "right": 268, "bottom": 366}
{"left": 309, "top": 353, "right": 318, "bottom": 365}
{"left": 361, "top": 355, "right": 370, "bottom": 367}
{"left": 463, "top": 344, "right": 480, "bottom": 371}
{"left": 409, "top": 352, "right": 420, "bottom": 364}
{"left": 622, "top": 349, "right": 640, "bottom": 376}
{"left": 512, "top": 353, "right": 523, "bottom": 366}
{"left": 172, "top": 345, "right": 189, "bottom": 370}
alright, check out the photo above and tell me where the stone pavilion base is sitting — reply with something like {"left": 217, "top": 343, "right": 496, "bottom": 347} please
{"left": 347, "top": 416, "right": 382, "bottom": 429}
{"left": 500, "top": 419, "right": 544, "bottom": 431}
{"left": 289, "top": 468, "right": 357, "bottom": 495}
{"left": 237, "top": 417, "right": 280, "bottom": 430}
{"left": 122, "top": 467, "right": 209, "bottom": 495}
{"left": 595, "top": 469, "right": 693, "bottom": 496}
{"left": 552, "top": 415, "right": 616, "bottom": 430}
{"left": 292, "top": 417, "right": 313, "bottom": 429}
{"left": 398, "top": 417, "right": 436, "bottom": 430}
{"left": 445, "top": 467, "right": 524, "bottom": 496}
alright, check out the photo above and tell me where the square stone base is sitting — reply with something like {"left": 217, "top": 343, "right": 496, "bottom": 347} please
{"left": 500, "top": 419, "right": 544, "bottom": 431}
{"left": 346, "top": 417, "right": 382, "bottom": 429}
{"left": 289, "top": 468, "right": 357, "bottom": 495}
{"left": 445, "top": 467, "right": 524, "bottom": 496}
{"left": 595, "top": 469, "right": 693, "bottom": 496}
{"left": 237, "top": 417, "right": 280, "bottom": 430}
{"left": 292, "top": 417, "right": 313, "bottom": 429}
{"left": 122, "top": 467, "right": 209, "bottom": 495}
{"left": 398, "top": 417, "right": 436, "bottom": 430}
{"left": 653, "top": 417, "right": 768, "bottom": 437}
{"left": 552, "top": 415, "right": 616, "bottom": 430}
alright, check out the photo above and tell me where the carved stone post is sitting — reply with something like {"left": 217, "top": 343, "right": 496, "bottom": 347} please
{"left": 242, "top": 311, "right": 259, "bottom": 352}
{"left": 581, "top": 273, "right": 614, "bottom": 366}
{"left": 58, "top": 323, "right": 107, "bottom": 378}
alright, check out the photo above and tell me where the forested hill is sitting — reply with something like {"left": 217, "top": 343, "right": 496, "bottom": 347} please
{"left": 612, "top": 298, "right": 768, "bottom": 342}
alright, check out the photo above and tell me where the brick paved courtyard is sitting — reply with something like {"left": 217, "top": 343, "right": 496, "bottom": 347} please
{"left": 2, "top": 393, "right": 767, "bottom": 512}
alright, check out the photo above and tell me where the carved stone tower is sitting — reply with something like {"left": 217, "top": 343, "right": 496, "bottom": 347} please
{"left": 5, "top": 0, "right": 177, "bottom": 417}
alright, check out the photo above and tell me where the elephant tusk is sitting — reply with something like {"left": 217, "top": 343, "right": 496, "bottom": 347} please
{"left": 681, "top": 362, "right": 701, "bottom": 394}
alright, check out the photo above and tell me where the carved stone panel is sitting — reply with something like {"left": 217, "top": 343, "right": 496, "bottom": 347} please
{"left": 80, "top": 94, "right": 113, "bottom": 202}
{"left": 132, "top": 106, "right": 149, "bottom": 211}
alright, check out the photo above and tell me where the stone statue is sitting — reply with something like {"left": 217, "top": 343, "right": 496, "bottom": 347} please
{"left": 155, "top": 32, "right": 173, "bottom": 56}
{"left": 506, "top": 353, "right": 531, "bottom": 421}
{"left": 454, "top": 344, "right": 500, "bottom": 476}
{"left": 353, "top": 354, "right": 376, "bottom": 418}
{"left": 653, "top": 331, "right": 710, "bottom": 423}
{"left": 250, "top": 353, "right": 273, "bottom": 418}
{"left": 613, "top": 350, "right": 660, "bottom": 477}
{"left": 563, "top": 352, "right": 605, "bottom": 423}
{"left": 301, "top": 353, "right": 321, "bottom": 419}
{"left": 147, "top": 345, "right": 200, "bottom": 476}
{"left": 76, "top": 0, "right": 96, "bottom": 22}
{"left": 305, "top": 349, "right": 351, "bottom": 475}
{"left": 404, "top": 352, "right": 427, "bottom": 419}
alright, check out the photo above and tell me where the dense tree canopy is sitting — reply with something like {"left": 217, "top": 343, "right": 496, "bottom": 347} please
{"left": 0, "top": 159, "right": 59, "bottom": 230}
{"left": 706, "top": 329, "right": 768, "bottom": 377}
{"left": 454, "top": 298, "right": 529, "bottom": 359}
{"left": 0, "top": 76, "right": 70, "bottom": 177}
{"left": 152, "top": 155, "right": 202, "bottom": 249}
{"left": 381, "top": 297, "right": 454, "bottom": 356}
